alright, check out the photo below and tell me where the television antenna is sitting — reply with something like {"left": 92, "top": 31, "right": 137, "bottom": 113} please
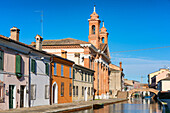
{"left": 34, "top": 10, "right": 43, "bottom": 38}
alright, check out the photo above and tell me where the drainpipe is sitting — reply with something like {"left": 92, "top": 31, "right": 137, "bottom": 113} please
{"left": 49, "top": 55, "right": 53, "bottom": 105}
{"left": 28, "top": 54, "right": 31, "bottom": 107}
{"left": 92, "top": 73, "right": 94, "bottom": 100}
{"left": 72, "top": 64, "right": 75, "bottom": 102}
{"left": 97, "top": 62, "right": 99, "bottom": 97}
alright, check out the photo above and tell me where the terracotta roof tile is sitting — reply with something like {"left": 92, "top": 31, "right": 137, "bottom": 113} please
{"left": 41, "top": 38, "right": 90, "bottom": 46}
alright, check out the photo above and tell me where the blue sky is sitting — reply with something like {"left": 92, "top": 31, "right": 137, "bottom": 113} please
{"left": 1, "top": 0, "right": 170, "bottom": 83}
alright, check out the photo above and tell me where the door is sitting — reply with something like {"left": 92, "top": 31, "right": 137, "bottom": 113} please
{"left": 9, "top": 85, "right": 14, "bottom": 109}
{"left": 52, "top": 83, "right": 58, "bottom": 104}
{"left": 53, "top": 84, "right": 56, "bottom": 104}
{"left": 20, "top": 86, "right": 25, "bottom": 108}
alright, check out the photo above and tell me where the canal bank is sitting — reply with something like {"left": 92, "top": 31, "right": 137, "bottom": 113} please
{"left": 0, "top": 98, "right": 128, "bottom": 113}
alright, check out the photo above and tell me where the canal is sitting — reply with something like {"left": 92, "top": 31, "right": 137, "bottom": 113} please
{"left": 73, "top": 98, "right": 166, "bottom": 113}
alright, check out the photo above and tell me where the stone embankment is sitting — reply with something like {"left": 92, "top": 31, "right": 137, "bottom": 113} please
{"left": 0, "top": 98, "right": 128, "bottom": 113}
{"left": 117, "top": 91, "right": 128, "bottom": 99}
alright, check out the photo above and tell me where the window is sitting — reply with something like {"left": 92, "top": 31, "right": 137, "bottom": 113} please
{"left": 88, "top": 87, "right": 90, "bottom": 96}
{"left": 0, "top": 51, "right": 4, "bottom": 71}
{"left": 74, "top": 53, "right": 80, "bottom": 64}
{"left": 92, "top": 25, "right": 95, "bottom": 34}
{"left": 109, "top": 90, "right": 112, "bottom": 95}
{"left": 45, "top": 85, "right": 49, "bottom": 99}
{"left": 31, "top": 59, "right": 36, "bottom": 73}
{"left": 85, "top": 73, "right": 87, "bottom": 81}
{"left": 81, "top": 73, "right": 83, "bottom": 81}
{"left": 76, "top": 86, "right": 78, "bottom": 96}
{"left": 91, "top": 87, "right": 93, "bottom": 96}
{"left": 73, "top": 69, "right": 75, "bottom": 79}
{"left": 16, "top": 55, "right": 22, "bottom": 78}
{"left": 89, "top": 59, "right": 91, "bottom": 69}
{"left": 54, "top": 63, "right": 57, "bottom": 75}
{"left": 73, "top": 86, "right": 75, "bottom": 97}
{"left": 31, "top": 84, "right": 36, "bottom": 100}
{"left": 102, "top": 37, "right": 104, "bottom": 43}
{"left": 61, "top": 65, "right": 64, "bottom": 76}
{"left": 61, "top": 82, "right": 64, "bottom": 96}
{"left": 45, "top": 63, "right": 49, "bottom": 75}
{"left": 91, "top": 75, "right": 93, "bottom": 82}
{"left": 69, "top": 67, "right": 72, "bottom": 78}
{"left": 69, "top": 83, "right": 72, "bottom": 96}
{"left": 82, "top": 87, "right": 84, "bottom": 96}
{"left": 88, "top": 74, "right": 90, "bottom": 82}
{"left": 0, "top": 83, "right": 4, "bottom": 102}
{"left": 93, "top": 61, "right": 95, "bottom": 70}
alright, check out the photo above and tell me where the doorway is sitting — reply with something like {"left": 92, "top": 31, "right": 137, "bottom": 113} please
{"left": 20, "top": 85, "right": 25, "bottom": 108}
{"left": 52, "top": 82, "right": 58, "bottom": 104}
{"left": 9, "top": 85, "right": 15, "bottom": 109}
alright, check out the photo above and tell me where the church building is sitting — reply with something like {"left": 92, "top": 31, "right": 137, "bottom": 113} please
{"left": 31, "top": 6, "right": 111, "bottom": 99}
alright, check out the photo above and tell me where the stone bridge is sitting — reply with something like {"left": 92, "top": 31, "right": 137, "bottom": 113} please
{"left": 128, "top": 88, "right": 159, "bottom": 98}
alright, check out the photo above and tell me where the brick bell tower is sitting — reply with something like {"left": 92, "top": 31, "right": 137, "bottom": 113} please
{"left": 99, "top": 21, "right": 109, "bottom": 44}
{"left": 88, "top": 5, "right": 101, "bottom": 49}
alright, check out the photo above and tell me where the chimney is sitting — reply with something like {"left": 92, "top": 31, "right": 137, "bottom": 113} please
{"left": 119, "top": 62, "right": 123, "bottom": 71}
{"left": 74, "top": 53, "right": 80, "bottom": 64}
{"left": 10, "top": 27, "right": 20, "bottom": 41}
{"left": 35, "top": 34, "right": 43, "bottom": 51}
{"left": 61, "top": 50, "right": 67, "bottom": 59}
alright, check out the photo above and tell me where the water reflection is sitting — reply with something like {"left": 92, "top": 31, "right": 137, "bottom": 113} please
{"left": 73, "top": 98, "right": 163, "bottom": 113}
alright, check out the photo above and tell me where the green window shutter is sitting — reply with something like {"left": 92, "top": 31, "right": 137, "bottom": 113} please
{"left": 0, "top": 51, "right": 4, "bottom": 70}
{"left": 45, "top": 63, "right": 49, "bottom": 75}
{"left": 16, "top": 55, "right": 21, "bottom": 74}
{"left": 31, "top": 59, "right": 36, "bottom": 73}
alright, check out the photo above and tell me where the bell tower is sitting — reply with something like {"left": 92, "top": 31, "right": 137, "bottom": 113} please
{"left": 88, "top": 6, "right": 101, "bottom": 49}
{"left": 99, "top": 21, "right": 109, "bottom": 44}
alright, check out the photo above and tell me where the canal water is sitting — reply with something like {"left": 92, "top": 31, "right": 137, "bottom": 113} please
{"left": 73, "top": 98, "right": 166, "bottom": 113}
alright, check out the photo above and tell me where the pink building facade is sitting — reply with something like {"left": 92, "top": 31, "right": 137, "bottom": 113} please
{"left": 156, "top": 71, "right": 170, "bottom": 84}
{"left": 150, "top": 70, "right": 170, "bottom": 89}
{"left": 0, "top": 34, "right": 30, "bottom": 110}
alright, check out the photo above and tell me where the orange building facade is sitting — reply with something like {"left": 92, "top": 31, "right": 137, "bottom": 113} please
{"left": 51, "top": 55, "right": 74, "bottom": 104}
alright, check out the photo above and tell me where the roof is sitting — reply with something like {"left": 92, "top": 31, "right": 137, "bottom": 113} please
{"left": 74, "top": 64, "right": 95, "bottom": 73}
{"left": 124, "top": 82, "right": 133, "bottom": 86}
{"left": 31, "top": 38, "right": 90, "bottom": 46}
{"left": 160, "top": 77, "right": 170, "bottom": 81}
{"left": 35, "top": 34, "right": 43, "bottom": 39}
{"left": 148, "top": 69, "right": 169, "bottom": 75}
{"left": 0, "top": 34, "right": 52, "bottom": 56}
{"left": 109, "top": 63, "right": 121, "bottom": 71}
{"left": 0, "top": 34, "right": 76, "bottom": 63}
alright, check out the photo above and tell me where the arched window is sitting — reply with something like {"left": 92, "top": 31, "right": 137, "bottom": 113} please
{"left": 102, "top": 37, "right": 104, "bottom": 43}
{"left": 92, "top": 25, "right": 95, "bottom": 34}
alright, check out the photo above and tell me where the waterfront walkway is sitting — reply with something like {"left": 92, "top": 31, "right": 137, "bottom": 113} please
{"left": 0, "top": 98, "right": 128, "bottom": 113}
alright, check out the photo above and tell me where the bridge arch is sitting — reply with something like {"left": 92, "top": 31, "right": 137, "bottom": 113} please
{"left": 128, "top": 88, "right": 159, "bottom": 98}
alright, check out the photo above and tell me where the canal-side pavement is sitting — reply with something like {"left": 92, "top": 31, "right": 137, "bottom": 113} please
{"left": 0, "top": 98, "right": 128, "bottom": 113}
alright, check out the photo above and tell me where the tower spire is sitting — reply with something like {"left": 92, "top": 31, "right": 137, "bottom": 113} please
{"left": 102, "top": 21, "right": 104, "bottom": 27}
{"left": 94, "top": 5, "right": 96, "bottom": 12}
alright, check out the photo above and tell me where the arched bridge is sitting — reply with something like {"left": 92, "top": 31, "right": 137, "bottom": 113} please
{"left": 128, "top": 88, "right": 159, "bottom": 98}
